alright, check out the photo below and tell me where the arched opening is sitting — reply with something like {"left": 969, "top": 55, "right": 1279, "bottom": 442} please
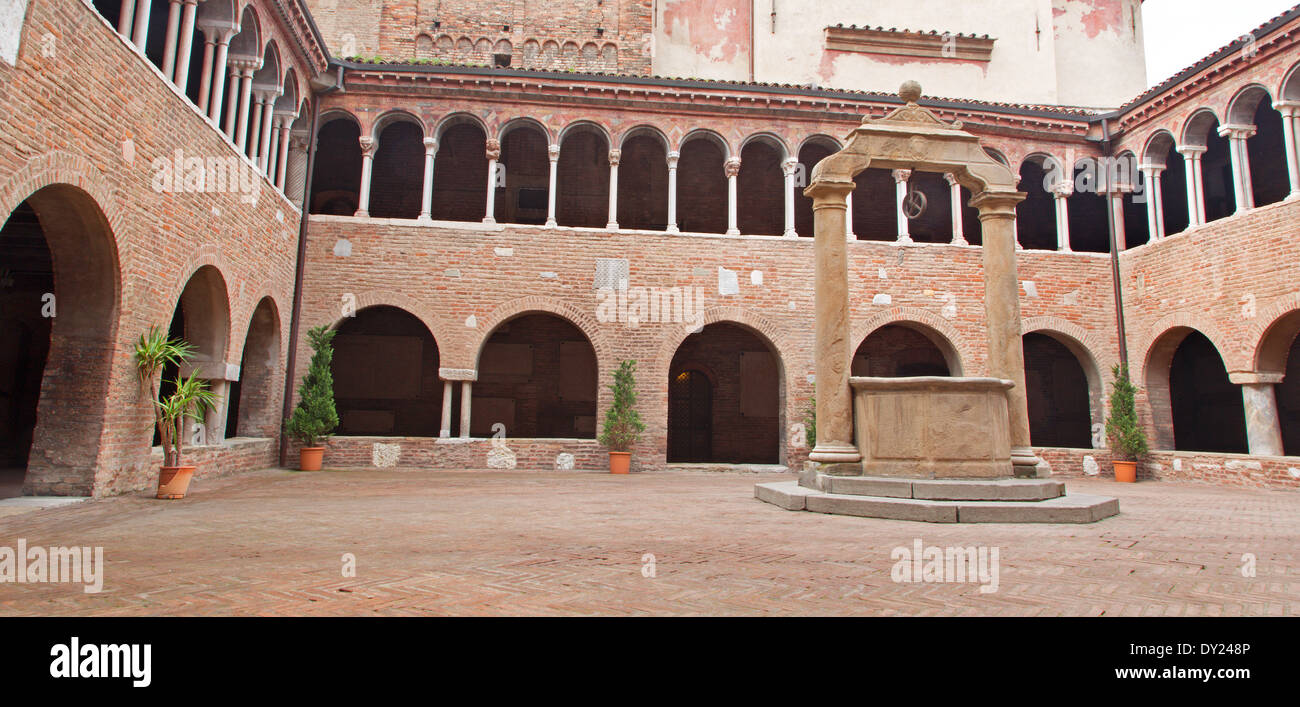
{"left": 1117, "top": 153, "right": 1150, "bottom": 249}
{"left": 905, "top": 171, "right": 953, "bottom": 243}
{"left": 497, "top": 122, "right": 550, "bottom": 225}
{"left": 1254, "top": 310, "right": 1300, "bottom": 456}
{"left": 225, "top": 298, "right": 281, "bottom": 439}
{"left": 795, "top": 139, "right": 837, "bottom": 237}
{"left": 218, "top": 6, "right": 261, "bottom": 142}
{"left": 332, "top": 306, "right": 444, "bottom": 436}
{"left": 668, "top": 322, "right": 781, "bottom": 464}
{"left": 850, "top": 168, "right": 896, "bottom": 241}
{"left": 960, "top": 185, "right": 983, "bottom": 246}
{"left": 617, "top": 132, "right": 669, "bottom": 231}
{"left": 676, "top": 133, "right": 727, "bottom": 234}
{"left": 1065, "top": 159, "right": 1110, "bottom": 253}
{"left": 161, "top": 265, "right": 232, "bottom": 446}
{"left": 1017, "top": 156, "right": 1060, "bottom": 250}
{"left": 852, "top": 324, "right": 957, "bottom": 377}
{"left": 737, "top": 137, "right": 784, "bottom": 236}
{"left": 1184, "top": 111, "right": 1236, "bottom": 223}
{"left": 475, "top": 313, "right": 598, "bottom": 438}
{"left": 1235, "top": 90, "right": 1290, "bottom": 208}
{"left": 1023, "top": 332, "right": 1093, "bottom": 448}
{"left": 431, "top": 120, "right": 488, "bottom": 222}
{"left": 309, "top": 117, "right": 362, "bottom": 215}
{"left": 1168, "top": 331, "right": 1247, "bottom": 453}
{"left": 368, "top": 119, "right": 424, "bottom": 219}
{"left": 1145, "top": 132, "right": 1190, "bottom": 237}
{"left": 556, "top": 126, "right": 610, "bottom": 228}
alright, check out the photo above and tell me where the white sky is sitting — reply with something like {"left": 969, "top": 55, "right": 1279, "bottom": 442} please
{"left": 1143, "top": 0, "right": 1297, "bottom": 86}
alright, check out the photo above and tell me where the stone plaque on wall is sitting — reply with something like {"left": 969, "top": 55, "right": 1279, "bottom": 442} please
{"left": 740, "top": 351, "right": 778, "bottom": 417}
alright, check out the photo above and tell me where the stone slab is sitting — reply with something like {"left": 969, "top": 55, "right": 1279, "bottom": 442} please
{"left": 955, "top": 494, "right": 1120, "bottom": 524}
{"left": 805, "top": 492, "right": 959, "bottom": 522}
{"left": 912, "top": 478, "right": 1065, "bottom": 501}
{"left": 825, "top": 476, "right": 914, "bottom": 498}
{"left": 754, "top": 481, "right": 819, "bottom": 510}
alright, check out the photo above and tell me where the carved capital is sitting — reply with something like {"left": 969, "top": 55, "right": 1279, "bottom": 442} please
{"left": 358, "top": 136, "right": 376, "bottom": 157}
{"left": 666, "top": 150, "right": 680, "bottom": 168}
{"left": 1216, "top": 123, "right": 1257, "bottom": 141}
{"left": 548, "top": 143, "right": 560, "bottom": 161}
{"left": 892, "top": 169, "right": 912, "bottom": 184}
{"left": 724, "top": 156, "right": 741, "bottom": 178}
{"left": 781, "top": 157, "right": 799, "bottom": 176}
{"left": 943, "top": 172, "right": 960, "bottom": 186}
{"left": 608, "top": 149, "right": 621, "bottom": 166}
{"left": 1051, "top": 181, "right": 1074, "bottom": 198}
{"left": 485, "top": 138, "right": 501, "bottom": 161}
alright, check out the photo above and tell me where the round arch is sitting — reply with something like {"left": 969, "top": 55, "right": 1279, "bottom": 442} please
{"left": 850, "top": 310, "right": 972, "bottom": 377}
{"left": 1022, "top": 320, "right": 1106, "bottom": 449}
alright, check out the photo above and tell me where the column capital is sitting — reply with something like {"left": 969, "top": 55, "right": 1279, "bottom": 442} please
{"left": 781, "top": 157, "right": 799, "bottom": 175}
{"left": 943, "top": 172, "right": 960, "bottom": 186}
{"left": 1229, "top": 371, "right": 1285, "bottom": 385}
{"left": 358, "top": 135, "right": 376, "bottom": 157}
{"left": 1138, "top": 162, "right": 1165, "bottom": 175}
{"left": 1177, "top": 145, "right": 1207, "bottom": 158}
{"left": 439, "top": 367, "right": 478, "bottom": 382}
{"left": 228, "top": 55, "right": 262, "bottom": 73}
{"left": 548, "top": 143, "right": 560, "bottom": 161}
{"left": 892, "top": 168, "right": 911, "bottom": 183}
{"left": 969, "top": 190, "right": 1025, "bottom": 220}
{"left": 608, "top": 149, "right": 621, "bottom": 166}
{"left": 805, "top": 179, "right": 855, "bottom": 207}
{"left": 1217, "top": 123, "right": 1257, "bottom": 141}
{"left": 1273, "top": 100, "right": 1300, "bottom": 117}
{"left": 485, "top": 138, "right": 501, "bottom": 161}
{"left": 666, "top": 150, "right": 680, "bottom": 168}
{"left": 423, "top": 136, "right": 438, "bottom": 154}
{"left": 1051, "top": 181, "right": 1074, "bottom": 198}
{"left": 197, "top": 20, "right": 238, "bottom": 41}
{"left": 724, "top": 156, "right": 741, "bottom": 177}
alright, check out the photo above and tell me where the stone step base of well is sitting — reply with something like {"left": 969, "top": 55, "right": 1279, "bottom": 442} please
{"left": 799, "top": 470, "right": 1066, "bottom": 502}
{"left": 663, "top": 463, "right": 790, "bottom": 474}
{"left": 755, "top": 481, "right": 1119, "bottom": 524}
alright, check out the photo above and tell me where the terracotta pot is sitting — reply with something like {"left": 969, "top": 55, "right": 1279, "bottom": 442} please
{"left": 156, "top": 465, "right": 196, "bottom": 499}
{"left": 609, "top": 451, "right": 631, "bottom": 474}
{"left": 299, "top": 446, "right": 325, "bottom": 471}
{"left": 1113, "top": 460, "right": 1137, "bottom": 483}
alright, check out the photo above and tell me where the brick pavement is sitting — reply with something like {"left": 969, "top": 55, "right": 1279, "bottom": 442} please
{"left": 0, "top": 469, "right": 1296, "bottom": 616}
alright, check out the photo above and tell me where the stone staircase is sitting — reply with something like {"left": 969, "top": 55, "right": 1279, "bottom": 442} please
{"left": 755, "top": 469, "right": 1119, "bottom": 523}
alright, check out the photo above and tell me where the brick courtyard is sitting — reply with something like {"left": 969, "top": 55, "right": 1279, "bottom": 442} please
{"left": 0, "top": 470, "right": 1295, "bottom": 616}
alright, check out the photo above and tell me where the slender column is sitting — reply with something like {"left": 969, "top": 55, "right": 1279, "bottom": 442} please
{"left": 1218, "top": 124, "right": 1257, "bottom": 212}
{"left": 131, "top": 0, "right": 153, "bottom": 50}
{"left": 845, "top": 191, "right": 855, "bottom": 241}
{"left": 257, "top": 92, "right": 279, "bottom": 173}
{"left": 1139, "top": 166, "right": 1164, "bottom": 241}
{"left": 1191, "top": 151, "right": 1207, "bottom": 222}
{"left": 1108, "top": 186, "right": 1128, "bottom": 252}
{"left": 1241, "top": 382, "right": 1285, "bottom": 456}
{"left": 1275, "top": 102, "right": 1300, "bottom": 198}
{"left": 459, "top": 381, "right": 473, "bottom": 439}
{"left": 172, "top": 1, "right": 199, "bottom": 91}
{"left": 1178, "top": 146, "right": 1206, "bottom": 226}
{"left": 806, "top": 181, "right": 860, "bottom": 465}
{"left": 893, "top": 169, "right": 913, "bottom": 244}
{"left": 196, "top": 35, "right": 216, "bottom": 112}
{"left": 355, "top": 136, "right": 376, "bottom": 217}
{"left": 207, "top": 34, "right": 232, "bottom": 123}
{"left": 970, "top": 191, "right": 1038, "bottom": 476}
{"left": 1052, "top": 182, "right": 1073, "bottom": 251}
{"left": 265, "top": 120, "right": 280, "bottom": 180}
{"left": 666, "top": 151, "right": 680, "bottom": 233}
{"left": 223, "top": 62, "right": 241, "bottom": 138}
{"left": 117, "top": 0, "right": 136, "bottom": 37}
{"left": 606, "top": 149, "right": 621, "bottom": 230}
{"left": 417, "top": 137, "right": 438, "bottom": 221}
{"left": 945, "top": 173, "right": 967, "bottom": 245}
{"left": 274, "top": 115, "right": 293, "bottom": 190}
{"left": 781, "top": 157, "right": 798, "bottom": 237}
{"left": 545, "top": 144, "right": 560, "bottom": 227}
{"left": 483, "top": 139, "right": 500, "bottom": 225}
{"left": 725, "top": 157, "right": 741, "bottom": 235}
{"left": 246, "top": 93, "right": 266, "bottom": 161}
{"left": 285, "top": 131, "right": 310, "bottom": 206}
{"left": 1152, "top": 166, "right": 1166, "bottom": 238}
{"left": 234, "top": 65, "right": 256, "bottom": 151}
{"left": 161, "top": 0, "right": 183, "bottom": 82}
{"left": 439, "top": 380, "right": 454, "bottom": 438}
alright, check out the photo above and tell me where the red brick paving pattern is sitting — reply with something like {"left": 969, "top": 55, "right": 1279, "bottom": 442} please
{"left": 0, "top": 470, "right": 1296, "bottom": 616}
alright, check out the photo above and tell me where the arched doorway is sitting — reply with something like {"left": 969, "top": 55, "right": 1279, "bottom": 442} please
{"left": 475, "top": 313, "right": 598, "bottom": 438}
{"left": 0, "top": 187, "right": 119, "bottom": 497}
{"left": 309, "top": 116, "right": 362, "bottom": 215}
{"left": 1253, "top": 309, "right": 1300, "bottom": 456}
{"left": 617, "top": 130, "right": 669, "bottom": 231}
{"left": 225, "top": 298, "right": 281, "bottom": 439}
{"left": 852, "top": 324, "right": 957, "bottom": 377}
{"left": 556, "top": 126, "right": 610, "bottom": 229}
{"left": 161, "top": 265, "right": 232, "bottom": 446}
{"left": 431, "top": 119, "right": 488, "bottom": 222}
{"left": 737, "top": 136, "right": 785, "bottom": 236}
{"left": 668, "top": 322, "right": 782, "bottom": 464}
{"left": 1169, "top": 331, "right": 1247, "bottom": 453}
{"left": 1022, "top": 332, "right": 1093, "bottom": 448}
{"left": 497, "top": 121, "right": 550, "bottom": 225}
{"left": 332, "top": 306, "right": 443, "bottom": 436}
{"left": 368, "top": 118, "right": 424, "bottom": 219}
{"left": 676, "top": 132, "right": 728, "bottom": 234}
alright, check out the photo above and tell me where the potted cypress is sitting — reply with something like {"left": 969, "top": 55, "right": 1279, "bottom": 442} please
{"left": 285, "top": 325, "right": 339, "bottom": 471}
{"left": 598, "top": 360, "right": 645, "bottom": 474}
{"left": 1105, "top": 364, "right": 1148, "bottom": 483}
{"left": 134, "top": 327, "right": 220, "bottom": 499}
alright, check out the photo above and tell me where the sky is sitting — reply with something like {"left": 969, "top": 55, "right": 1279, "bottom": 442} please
{"left": 1143, "top": 0, "right": 1297, "bottom": 86}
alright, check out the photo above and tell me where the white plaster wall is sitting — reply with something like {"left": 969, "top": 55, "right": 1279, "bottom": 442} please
{"left": 653, "top": 0, "right": 1145, "bottom": 108}
{"left": 1, "top": 0, "right": 32, "bottom": 66}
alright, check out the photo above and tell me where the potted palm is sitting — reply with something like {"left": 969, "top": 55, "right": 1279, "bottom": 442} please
{"left": 285, "top": 325, "right": 339, "bottom": 471}
{"left": 598, "top": 360, "right": 645, "bottom": 474}
{"left": 135, "top": 326, "right": 221, "bottom": 499}
{"left": 1105, "top": 364, "right": 1148, "bottom": 483}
